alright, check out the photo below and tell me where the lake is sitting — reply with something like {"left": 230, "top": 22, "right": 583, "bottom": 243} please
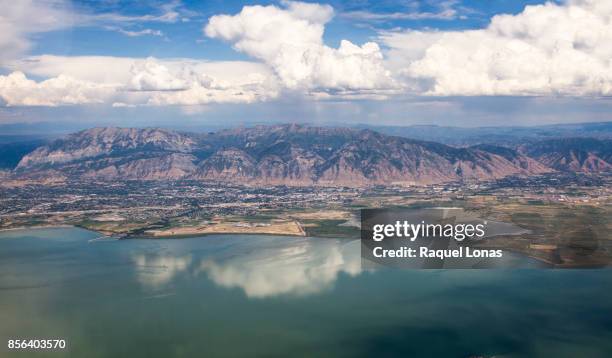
{"left": 1, "top": 227, "right": 612, "bottom": 357}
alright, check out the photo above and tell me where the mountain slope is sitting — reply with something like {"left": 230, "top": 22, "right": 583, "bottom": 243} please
{"left": 17, "top": 127, "right": 196, "bottom": 169}
{"left": 15, "top": 125, "right": 552, "bottom": 186}
{"left": 520, "top": 138, "right": 612, "bottom": 172}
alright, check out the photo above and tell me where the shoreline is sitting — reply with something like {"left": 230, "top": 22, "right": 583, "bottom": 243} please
{"left": 0, "top": 224, "right": 309, "bottom": 239}
{"left": 127, "top": 231, "right": 309, "bottom": 240}
{"left": 0, "top": 224, "right": 75, "bottom": 233}
{"left": 3, "top": 225, "right": 610, "bottom": 269}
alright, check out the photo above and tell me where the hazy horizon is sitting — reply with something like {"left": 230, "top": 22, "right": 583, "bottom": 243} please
{"left": 1, "top": 119, "right": 611, "bottom": 136}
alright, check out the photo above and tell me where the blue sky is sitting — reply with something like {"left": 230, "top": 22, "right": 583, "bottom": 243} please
{"left": 31, "top": 0, "right": 552, "bottom": 59}
{"left": 1, "top": 0, "right": 611, "bottom": 130}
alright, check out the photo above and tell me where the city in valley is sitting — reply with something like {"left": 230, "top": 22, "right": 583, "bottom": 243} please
{"left": 1, "top": 172, "right": 610, "bottom": 267}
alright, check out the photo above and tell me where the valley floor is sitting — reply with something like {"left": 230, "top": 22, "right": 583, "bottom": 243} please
{"left": 1, "top": 173, "right": 610, "bottom": 266}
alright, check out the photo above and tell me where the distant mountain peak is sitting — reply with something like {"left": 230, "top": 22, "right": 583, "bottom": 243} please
{"left": 520, "top": 137, "right": 612, "bottom": 172}
{"left": 13, "top": 125, "right": 562, "bottom": 186}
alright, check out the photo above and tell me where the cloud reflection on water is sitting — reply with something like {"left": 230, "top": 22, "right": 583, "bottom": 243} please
{"left": 198, "top": 239, "right": 361, "bottom": 298}
{"left": 131, "top": 237, "right": 362, "bottom": 298}
{"left": 132, "top": 254, "right": 193, "bottom": 287}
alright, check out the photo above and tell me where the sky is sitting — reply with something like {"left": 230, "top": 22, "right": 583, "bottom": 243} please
{"left": 1, "top": 0, "right": 611, "bottom": 130}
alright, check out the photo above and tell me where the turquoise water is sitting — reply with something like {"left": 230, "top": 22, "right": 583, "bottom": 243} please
{"left": 1, "top": 227, "right": 611, "bottom": 357}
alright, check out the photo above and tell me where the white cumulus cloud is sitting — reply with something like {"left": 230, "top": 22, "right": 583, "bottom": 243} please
{"left": 3, "top": 0, "right": 612, "bottom": 109}
{"left": 0, "top": 72, "right": 116, "bottom": 106}
{"left": 204, "top": 1, "right": 396, "bottom": 93}
{"left": 128, "top": 59, "right": 190, "bottom": 91}
{"left": 1, "top": 56, "right": 278, "bottom": 106}
{"left": 381, "top": 0, "right": 612, "bottom": 96}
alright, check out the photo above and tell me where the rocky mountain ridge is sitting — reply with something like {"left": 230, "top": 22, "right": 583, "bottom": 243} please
{"left": 14, "top": 125, "right": 609, "bottom": 186}
{"left": 519, "top": 137, "right": 612, "bottom": 172}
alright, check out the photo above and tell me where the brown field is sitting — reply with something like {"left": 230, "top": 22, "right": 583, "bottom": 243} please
{"left": 287, "top": 210, "right": 351, "bottom": 220}
{"left": 145, "top": 219, "right": 305, "bottom": 237}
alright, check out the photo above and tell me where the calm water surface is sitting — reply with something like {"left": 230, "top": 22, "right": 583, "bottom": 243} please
{"left": 1, "top": 228, "right": 611, "bottom": 357}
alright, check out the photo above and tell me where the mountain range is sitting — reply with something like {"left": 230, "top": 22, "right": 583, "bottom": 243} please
{"left": 10, "top": 124, "right": 611, "bottom": 186}
{"left": 364, "top": 122, "right": 612, "bottom": 147}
